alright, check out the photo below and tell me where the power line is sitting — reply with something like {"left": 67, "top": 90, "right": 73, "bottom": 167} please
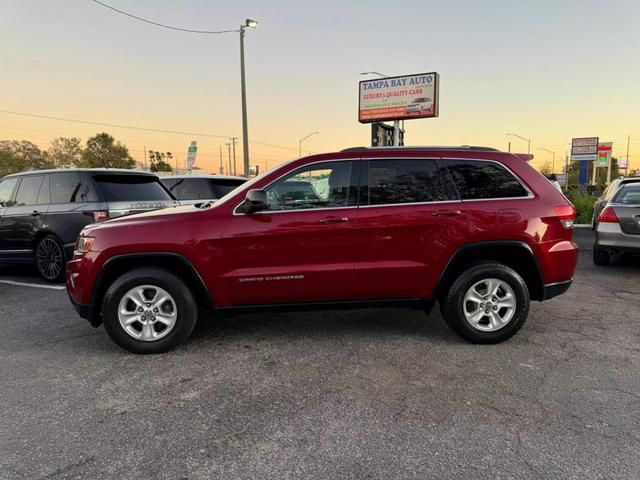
{"left": 0, "top": 109, "right": 230, "bottom": 139}
{"left": 89, "top": 0, "right": 239, "bottom": 34}
{"left": 0, "top": 110, "right": 300, "bottom": 153}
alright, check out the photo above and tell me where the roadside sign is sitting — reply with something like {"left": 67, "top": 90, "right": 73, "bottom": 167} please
{"left": 187, "top": 141, "right": 197, "bottom": 171}
{"left": 619, "top": 157, "right": 628, "bottom": 169}
{"left": 571, "top": 137, "right": 598, "bottom": 161}
{"left": 555, "top": 173, "right": 567, "bottom": 185}
{"left": 359, "top": 72, "right": 439, "bottom": 123}
{"left": 597, "top": 142, "right": 613, "bottom": 167}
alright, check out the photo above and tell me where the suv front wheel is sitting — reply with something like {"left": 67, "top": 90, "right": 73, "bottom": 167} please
{"left": 441, "top": 263, "right": 530, "bottom": 344}
{"left": 102, "top": 268, "right": 198, "bottom": 354}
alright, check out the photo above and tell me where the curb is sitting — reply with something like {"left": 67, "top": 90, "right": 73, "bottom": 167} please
{"left": 574, "top": 224, "right": 592, "bottom": 229}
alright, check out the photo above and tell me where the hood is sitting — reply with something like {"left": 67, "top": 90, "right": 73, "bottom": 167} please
{"left": 82, "top": 204, "right": 200, "bottom": 234}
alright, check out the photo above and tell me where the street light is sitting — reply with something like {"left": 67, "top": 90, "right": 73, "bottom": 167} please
{"left": 299, "top": 131, "right": 319, "bottom": 156}
{"left": 506, "top": 133, "right": 531, "bottom": 154}
{"left": 538, "top": 147, "right": 556, "bottom": 174}
{"left": 240, "top": 18, "right": 258, "bottom": 177}
{"left": 360, "top": 71, "right": 402, "bottom": 146}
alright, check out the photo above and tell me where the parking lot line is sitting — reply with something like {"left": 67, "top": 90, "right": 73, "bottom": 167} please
{"left": 0, "top": 280, "right": 66, "bottom": 291}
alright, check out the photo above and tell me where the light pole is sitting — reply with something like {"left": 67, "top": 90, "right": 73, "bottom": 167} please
{"left": 299, "top": 132, "right": 319, "bottom": 156}
{"left": 538, "top": 147, "right": 556, "bottom": 174}
{"left": 240, "top": 18, "right": 258, "bottom": 177}
{"left": 506, "top": 133, "right": 531, "bottom": 154}
{"left": 360, "top": 71, "right": 401, "bottom": 146}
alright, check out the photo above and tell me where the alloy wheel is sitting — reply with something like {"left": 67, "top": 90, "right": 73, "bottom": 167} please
{"left": 36, "top": 238, "right": 63, "bottom": 281}
{"left": 118, "top": 285, "right": 178, "bottom": 341}
{"left": 462, "top": 278, "right": 517, "bottom": 332}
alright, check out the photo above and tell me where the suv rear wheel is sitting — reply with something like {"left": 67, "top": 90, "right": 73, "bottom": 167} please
{"left": 441, "top": 263, "right": 530, "bottom": 344}
{"left": 35, "top": 234, "right": 66, "bottom": 283}
{"left": 102, "top": 268, "right": 198, "bottom": 354}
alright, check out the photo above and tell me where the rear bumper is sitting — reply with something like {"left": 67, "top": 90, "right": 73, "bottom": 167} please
{"left": 542, "top": 279, "right": 573, "bottom": 300}
{"left": 596, "top": 223, "right": 640, "bottom": 252}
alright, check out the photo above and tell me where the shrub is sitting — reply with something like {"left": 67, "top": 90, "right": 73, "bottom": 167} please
{"left": 566, "top": 189, "right": 597, "bottom": 224}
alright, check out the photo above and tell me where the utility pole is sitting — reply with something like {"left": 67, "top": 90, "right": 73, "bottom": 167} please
{"left": 226, "top": 142, "right": 232, "bottom": 177}
{"left": 230, "top": 137, "right": 238, "bottom": 176}
{"left": 626, "top": 134, "right": 631, "bottom": 175}
{"left": 143, "top": 146, "right": 147, "bottom": 170}
{"left": 219, "top": 145, "right": 223, "bottom": 174}
{"left": 239, "top": 21, "right": 257, "bottom": 177}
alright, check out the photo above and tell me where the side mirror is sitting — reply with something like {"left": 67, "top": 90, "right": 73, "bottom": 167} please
{"left": 243, "top": 189, "right": 269, "bottom": 214}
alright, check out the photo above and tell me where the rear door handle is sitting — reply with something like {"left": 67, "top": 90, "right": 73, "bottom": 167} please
{"left": 432, "top": 210, "right": 462, "bottom": 217}
{"left": 320, "top": 217, "right": 349, "bottom": 224}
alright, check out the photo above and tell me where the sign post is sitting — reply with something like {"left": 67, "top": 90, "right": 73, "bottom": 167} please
{"left": 571, "top": 137, "right": 599, "bottom": 186}
{"left": 186, "top": 141, "right": 198, "bottom": 173}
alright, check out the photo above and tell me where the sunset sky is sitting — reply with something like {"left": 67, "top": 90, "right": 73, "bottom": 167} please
{"left": 1, "top": 0, "right": 639, "bottom": 173}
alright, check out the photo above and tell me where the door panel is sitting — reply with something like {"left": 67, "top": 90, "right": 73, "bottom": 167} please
{"left": 218, "top": 160, "right": 359, "bottom": 306}
{"left": 353, "top": 158, "right": 469, "bottom": 299}
{"left": 220, "top": 208, "right": 359, "bottom": 305}
{"left": 1, "top": 175, "right": 49, "bottom": 257}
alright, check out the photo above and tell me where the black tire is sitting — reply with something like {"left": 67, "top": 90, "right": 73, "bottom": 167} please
{"left": 35, "top": 234, "right": 66, "bottom": 283}
{"left": 593, "top": 244, "right": 610, "bottom": 266}
{"left": 440, "top": 262, "right": 530, "bottom": 344}
{"left": 102, "top": 267, "right": 198, "bottom": 354}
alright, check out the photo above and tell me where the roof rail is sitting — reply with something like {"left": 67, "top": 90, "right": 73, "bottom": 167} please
{"left": 340, "top": 145, "right": 500, "bottom": 153}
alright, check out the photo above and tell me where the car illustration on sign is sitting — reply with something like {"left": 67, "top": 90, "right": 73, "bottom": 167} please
{"left": 405, "top": 97, "right": 433, "bottom": 115}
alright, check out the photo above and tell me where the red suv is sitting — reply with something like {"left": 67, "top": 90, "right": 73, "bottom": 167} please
{"left": 67, "top": 147, "right": 578, "bottom": 353}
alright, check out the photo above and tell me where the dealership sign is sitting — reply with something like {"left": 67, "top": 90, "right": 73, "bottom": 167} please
{"left": 571, "top": 137, "right": 599, "bottom": 161}
{"left": 359, "top": 72, "right": 439, "bottom": 123}
{"left": 597, "top": 142, "right": 613, "bottom": 167}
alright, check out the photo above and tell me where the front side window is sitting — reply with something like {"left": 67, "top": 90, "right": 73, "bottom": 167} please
{"left": 264, "top": 161, "right": 355, "bottom": 211}
{"left": 445, "top": 160, "right": 529, "bottom": 200}
{"left": 14, "top": 175, "right": 45, "bottom": 206}
{"left": 0, "top": 178, "right": 19, "bottom": 207}
{"left": 50, "top": 172, "right": 99, "bottom": 203}
{"left": 365, "top": 159, "right": 455, "bottom": 205}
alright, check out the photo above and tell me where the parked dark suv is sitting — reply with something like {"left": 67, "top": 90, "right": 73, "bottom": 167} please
{"left": 67, "top": 147, "right": 578, "bottom": 353}
{"left": 161, "top": 174, "right": 246, "bottom": 205}
{"left": 0, "top": 169, "right": 176, "bottom": 282}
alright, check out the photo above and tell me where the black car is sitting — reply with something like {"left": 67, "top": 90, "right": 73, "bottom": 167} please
{"left": 0, "top": 169, "right": 176, "bottom": 282}
{"left": 161, "top": 174, "right": 246, "bottom": 205}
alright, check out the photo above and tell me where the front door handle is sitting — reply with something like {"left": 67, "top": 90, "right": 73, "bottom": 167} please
{"left": 432, "top": 210, "right": 462, "bottom": 217}
{"left": 320, "top": 217, "right": 349, "bottom": 224}
{"left": 30, "top": 210, "right": 41, "bottom": 217}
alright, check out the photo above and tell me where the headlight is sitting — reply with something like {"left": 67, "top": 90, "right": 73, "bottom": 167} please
{"left": 74, "top": 236, "right": 95, "bottom": 257}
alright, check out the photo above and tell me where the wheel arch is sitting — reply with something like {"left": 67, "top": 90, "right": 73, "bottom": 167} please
{"left": 92, "top": 253, "right": 214, "bottom": 320}
{"left": 435, "top": 241, "right": 545, "bottom": 302}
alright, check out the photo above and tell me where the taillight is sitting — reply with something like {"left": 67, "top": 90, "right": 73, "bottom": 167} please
{"left": 598, "top": 207, "right": 618, "bottom": 223}
{"left": 83, "top": 210, "right": 109, "bottom": 222}
{"left": 554, "top": 205, "right": 576, "bottom": 229}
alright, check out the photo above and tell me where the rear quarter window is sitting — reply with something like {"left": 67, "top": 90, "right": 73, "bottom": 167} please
{"left": 50, "top": 172, "right": 99, "bottom": 204}
{"left": 445, "top": 160, "right": 529, "bottom": 200}
{"left": 94, "top": 175, "right": 172, "bottom": 202}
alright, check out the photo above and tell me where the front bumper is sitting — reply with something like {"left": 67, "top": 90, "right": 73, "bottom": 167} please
{"left": 67, "top": 288, "right": 101, "bottom": 327}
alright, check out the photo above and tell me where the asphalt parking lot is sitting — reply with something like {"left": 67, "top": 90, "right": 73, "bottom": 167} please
{"left": 1, "top": 229, "right": 639, "bottom": 480}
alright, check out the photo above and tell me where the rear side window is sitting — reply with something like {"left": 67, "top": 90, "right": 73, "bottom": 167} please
{"left": 50, "top": 172, "right": 99, "bottom": 203}
{"left": 14, "top": 175, "right": 45, "bottom": 206}
{"left": 175, "top": 179, "right": 214, "bottom": 200}
{"left": 365, "top": 159, "right": 455, "bottom": 205}
{"left": 95, "top": 175, "right": 172, "bottom": 202}
{"left": 445, "top": 160, "right": 529, "bottom": 200}
{"left": 0, "top": 178, "right": 19, "bottom": 207}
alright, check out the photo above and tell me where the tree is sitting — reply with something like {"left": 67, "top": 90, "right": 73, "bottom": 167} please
{"left": 0, "top": 139, "right": 53, "bottom": 172}
{"left": 79, "top": 133, "right": 135, "bottom": 169}
{"left": 538, "top": 161, "right": 553, "bottom": 177}
{"left": 48, "top": 137, "right": 82, "bottom": 168}
{"left": 0, "top": 146, "right": 26, "bottom": 177}
{"left": 148, "top": 150, "right": 173, "bottom": 173}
